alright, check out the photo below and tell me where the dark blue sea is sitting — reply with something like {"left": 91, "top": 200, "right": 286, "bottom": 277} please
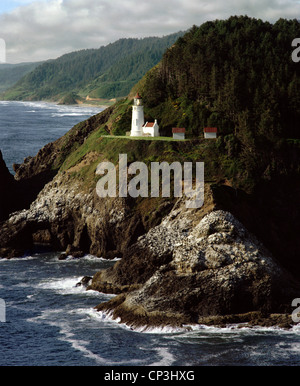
{"left": 0, "top": 101, "right": 300, "bottom": 367}
{"left": 0, "top": 101, "right": 104, "bottom": 173}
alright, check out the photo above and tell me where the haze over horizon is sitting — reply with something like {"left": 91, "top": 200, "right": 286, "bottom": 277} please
{"left": 0, "top": 0, "right": 300, "bottom": 64}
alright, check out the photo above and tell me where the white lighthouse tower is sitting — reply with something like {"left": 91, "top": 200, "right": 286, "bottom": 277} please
{"left": 131, "top": 93, "right": 144, "bottom": 137}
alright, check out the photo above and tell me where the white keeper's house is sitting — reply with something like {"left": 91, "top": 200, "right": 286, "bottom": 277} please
{"left": 130, "top": 93, "right": 160, "bottom": 137}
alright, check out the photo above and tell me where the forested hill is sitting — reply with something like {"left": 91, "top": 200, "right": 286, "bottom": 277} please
{"left": 138, "top": 16, "right": 300, "bottom": 140}
{"left": 0, "top": 62, "right": 42, "bottom": 93}
{"left": 98, "top": 16, "right": 300, "bottom": 191}
{"left": 1, "top": 32, "right": 183, "bottom": 102}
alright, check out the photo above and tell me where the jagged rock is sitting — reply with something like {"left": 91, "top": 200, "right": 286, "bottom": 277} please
{"left": 58, "top": 253, "right": 68, "bottom": 260}
{"left": 0, "top": 171, "right": 168, "bottom": 259}
{"left": 93, "top": 203, "right": 300, "bottom": 329}
{"left": 76, "top": 276, "right": 93, "bottom": 288}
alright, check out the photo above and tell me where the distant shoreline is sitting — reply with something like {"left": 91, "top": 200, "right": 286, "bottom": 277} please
{"left": 0, "top": 98, "right": 115, "bottom": 109}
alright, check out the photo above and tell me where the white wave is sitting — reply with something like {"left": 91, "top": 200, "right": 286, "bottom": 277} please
{"left": 88, "top": 309, "right": 130, "bottom": 329}
{"left": 91, "top": 311, "right": 300, "bottom": 338}
{"left": 90, "top": 309, "right": 178, "bottom": 365}
{"left": 18, "top": 101, "right": 54, "bottom": 110}
{"left": 37, "top": 276, "right": 94, "bottom": 295}
{"left": 46, "top": 254, "right": 120, "bottom": 265}
{"left": 0, "top": 255, "right": 39, "bottom": 262}
{"left": 134, "top": 324, "right": 188, "bottom": 334}
{"left": 149, "top": 347, "right": 176, "bottom": 366}
{"left": 28, "top": 307, "right": 143, "bottom": 366}
{"left": 38, "top": 276, "right": 83, "bottom": 290}
{"left": 51, "top": 112, "right": 89, "bottom": 117}
{"left": 36, "top": 276, "right": 116, "bottom": 300}
{"left": 57, "top": 325, "right": 142, "bottom": 366}
{"left": 92, "top": 309, "right": 189, "bottom": 334}
{"left": 82, "top": 254, "right": 121, "bottom": 262}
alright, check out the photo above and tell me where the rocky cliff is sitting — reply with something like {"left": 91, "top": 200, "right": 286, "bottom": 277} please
{"left": 1, "top": 145, "right": 298, "bottom": 329}
{"left": 91, "top": 187, "right": 300, "bottom": 329}
{"left": 0, "top": 170, "right": 149, "bottom": 259}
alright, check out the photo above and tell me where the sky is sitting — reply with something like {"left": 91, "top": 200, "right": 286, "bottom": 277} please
{"left": 0, "top": 0, "right": 300, "bottom": 63}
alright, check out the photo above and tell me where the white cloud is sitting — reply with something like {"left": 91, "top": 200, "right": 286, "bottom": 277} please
{"left": 1, "top": 0, "right": 300, "bottom": 63}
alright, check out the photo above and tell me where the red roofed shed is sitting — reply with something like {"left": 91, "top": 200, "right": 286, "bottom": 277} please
{"left": 204, "top": 127, "right": 217, "bottom": 138}
{"left": 172, "top": 128, "right": 185, "bottom": 140}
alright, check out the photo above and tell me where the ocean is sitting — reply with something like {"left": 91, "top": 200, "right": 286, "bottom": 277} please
{"left": 0, "top": 101, "right": 299, "bottom": 368}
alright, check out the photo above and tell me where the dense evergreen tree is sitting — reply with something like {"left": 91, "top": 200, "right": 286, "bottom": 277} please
{"left": 136, "top": 16, "right": 300, "bottom": 187}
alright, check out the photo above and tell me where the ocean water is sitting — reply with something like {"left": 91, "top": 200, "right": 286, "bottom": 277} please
{"left": 0, "top": 253, "right": 300, "bottom": 367}
{"left": 0, "top": 100, "right": 104, "bottom": 173}
{"left": 0, "top": 101, "right": 300, "bottom": 367}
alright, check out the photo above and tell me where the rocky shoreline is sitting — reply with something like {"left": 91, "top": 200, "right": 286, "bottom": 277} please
{"left": 0, "top": 115, "right": 299, "bottom": 331}
{"left": 95, "top": 308, "right": 296, "bottom": 331}
{"left": 89, "top": 200, "right": 300, "bottom": 330}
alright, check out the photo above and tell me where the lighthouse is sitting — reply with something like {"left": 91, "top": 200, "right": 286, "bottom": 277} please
{"left": 131, "top": 93, "right": 145, "bottom": 137}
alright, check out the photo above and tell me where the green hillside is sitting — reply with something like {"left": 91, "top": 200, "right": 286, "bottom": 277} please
{"left": 1, "top": 33, "right": 183, "bottom": 102}
{"left": 0, "top": 62, "right": 42, "bottom": 93}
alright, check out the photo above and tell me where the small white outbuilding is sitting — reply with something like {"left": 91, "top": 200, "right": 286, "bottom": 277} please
{"left": 143, "top": 120, "right": 160, "bottom": 137}
{"left": 204, "top": 127, "right": 217, "bottom": 139}
{"left": 172, "top": 128, "right": 186, "bottom": 140}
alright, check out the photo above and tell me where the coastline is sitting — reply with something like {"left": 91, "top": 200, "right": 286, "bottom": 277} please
{"left": 92, "top": 307, "right": 299, "bottom": 332}
{"left": 0, "top": 100, "right": 299, "bottom": 334}
{"left": 0, "top": 98, "right": 113, "bottom": 109}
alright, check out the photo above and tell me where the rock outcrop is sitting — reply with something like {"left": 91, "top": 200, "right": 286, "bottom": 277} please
{"left": 1, "top": 160, "right": 299, "bottom": 329}
{"left": 92, "top": 197, "right": 300, "bottom": 329}
{"left": 0, "top": 170, "right": 169, "bottom": 259}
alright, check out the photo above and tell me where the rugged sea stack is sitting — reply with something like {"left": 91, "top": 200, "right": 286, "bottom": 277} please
{"left": 1, "top": 16, "right": 300, "bottom": 329}
{"left": 91, "top": 189, "right": 300, "bottom": 329}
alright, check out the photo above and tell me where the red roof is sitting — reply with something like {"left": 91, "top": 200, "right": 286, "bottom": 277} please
{"left": 172, "top": 128, "right": 185, "bottom": 133}
{"left": 204, "top": 127, "right": 217, "bottom": 133}
{"left": 144, "top": 122, "right": 154, "bottom": 127}
{"left": 135, "top": 92, "right": 142, "bottom": 99}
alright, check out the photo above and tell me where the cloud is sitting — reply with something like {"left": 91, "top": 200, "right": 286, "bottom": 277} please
{"left": 1, "top": 0, "right": 300, "bottom": 63}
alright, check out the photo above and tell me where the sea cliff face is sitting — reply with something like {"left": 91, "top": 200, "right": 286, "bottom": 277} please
{"left": 0, "top": 170, "right": 148, "bottom": 259}
{"left": 1, "top": 155, "right": 298, "bottom": 329}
